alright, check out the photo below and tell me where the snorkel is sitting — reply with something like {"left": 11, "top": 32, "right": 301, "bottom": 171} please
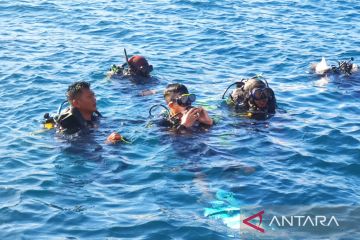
{"left": 124, "top": 48, "right": 130, "bottom": 67}
{"left": 108, "top": 48, "right": 130, "bottom": 75}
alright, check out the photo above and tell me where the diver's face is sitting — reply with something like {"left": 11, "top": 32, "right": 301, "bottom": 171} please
{"left": 167, "top": 94, "right": 186, "bottom": 114}
{"left": 254, "top": 98, "right": 268, "bottom": 109}
{"left": 137, "top": 64, "right": 152, "bottom": 77}
{"left": 73, "top": 89, "right": 97, "bottom": 113}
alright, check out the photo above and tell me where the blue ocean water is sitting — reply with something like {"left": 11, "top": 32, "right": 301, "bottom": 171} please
{"left": 0, "top": 0, "right": 359, "bottom": 239}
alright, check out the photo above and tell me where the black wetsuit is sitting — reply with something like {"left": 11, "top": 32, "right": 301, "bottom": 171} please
{"left": 55, "top": 107, "right": 100, "bottom": 135}
{"left": 156, "top": 112, "right": 181, "bottom": 129}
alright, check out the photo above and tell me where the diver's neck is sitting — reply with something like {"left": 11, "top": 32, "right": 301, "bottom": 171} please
{"left": 79, "top": 110, "right": 93, "bottom": 121}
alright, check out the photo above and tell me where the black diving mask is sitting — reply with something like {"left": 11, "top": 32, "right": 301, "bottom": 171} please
{"left": 132, "top": 64, "right": 153, "bottom": 77}
{"left": 250, "top": 88, "right": 273, "bottom": 101}
{"left": 173, "top": 94, "right": 196, "bottom": 107}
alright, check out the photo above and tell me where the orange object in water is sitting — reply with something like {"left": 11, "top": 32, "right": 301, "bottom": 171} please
{"left": 107, "top": 132, "right": 122, "bottom": 143}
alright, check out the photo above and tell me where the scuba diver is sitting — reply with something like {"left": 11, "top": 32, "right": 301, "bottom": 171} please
{"left": 148, "top": 83, "right": 213, "bottom": 133}
{"left": 43, "top": 81, "right": 102, "bottom": 135}
{"left": 310, "top": 57, "right": 358, "bottom": 76}
{"left": 222, "top": 76, "right": 276, "bottom": 118}
{"left": 108, "top": 48, "right": 153, "bottom": 81}
{"left": 101, "top": 83, "right": 213, "bottom": 142}
{"left": 43, "top": 81, "right": 127, "bottom": 144}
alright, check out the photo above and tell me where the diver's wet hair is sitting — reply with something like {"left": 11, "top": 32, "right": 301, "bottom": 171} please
{"left": 164, "top": 83, "right": 189, "bottom": 103}
{"left": 67, "top": 81, "right": 91, "bottom": 101}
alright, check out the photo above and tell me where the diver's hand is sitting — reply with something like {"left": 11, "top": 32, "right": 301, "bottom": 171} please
{"left": 197, "top": 107, "right": 213, "bottom": 126}
{"left": 180, "top": 107, "right": 201, "bottom": 128}
{"left": 106, "top": 132, "right": 122, "bottom": 144}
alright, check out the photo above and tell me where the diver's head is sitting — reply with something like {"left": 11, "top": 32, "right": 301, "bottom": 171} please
{"left": 249, "top": 87, "right": 273, "bottom": 109}
{"left": 67, "top": 81, "right": 97, "bottom": 114}
{"left": 164, "top": 83, "right": 196, "bottom": 114}
{"left": 230, "top": 78, "right": 276, "bottom": 113}
{"left": 128, "top": 55, "right": 153, "bottom": 77}
{"left": 246, "top": 79, "right": 276, "bottom": 112}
